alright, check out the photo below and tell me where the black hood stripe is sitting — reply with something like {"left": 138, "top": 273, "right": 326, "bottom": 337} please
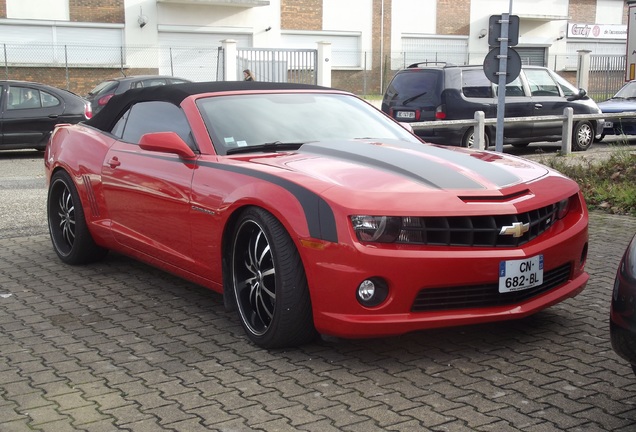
{"left": 197, "top": 160, "right": 338, "bottom": 243}
{"left": 299, "top": 141, "right": 521, "bottom": 189}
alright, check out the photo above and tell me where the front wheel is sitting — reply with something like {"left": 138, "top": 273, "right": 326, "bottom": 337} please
{"left": 47, "top": 171, "right": 108, "bottom": 264}
{"left": 231, "top": 207, "right": 317, "bottom": 348}
{"left": 572, "top": 121, "right": 593, "bottom": 151}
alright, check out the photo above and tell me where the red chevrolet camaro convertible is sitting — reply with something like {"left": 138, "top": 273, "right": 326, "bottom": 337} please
{"left": 44, "top": 81, "right": 589, "bottom": 348}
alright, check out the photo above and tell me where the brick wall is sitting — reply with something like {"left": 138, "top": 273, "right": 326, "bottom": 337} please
{"left": 281, "top": 0, "right": 322, "bottom": 30}
{"left": 437, "top": 0, "right": 470, "bottom": 35}
{"left": 69, "top": 0, "right": 124, "bottom": 23}
{"left": 569, "top": 0, "right": 596, "bottom": 23}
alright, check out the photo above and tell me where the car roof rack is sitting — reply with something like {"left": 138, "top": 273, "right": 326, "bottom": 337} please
{"left": 407, "top": 61, "right": 456, "bottom": 68}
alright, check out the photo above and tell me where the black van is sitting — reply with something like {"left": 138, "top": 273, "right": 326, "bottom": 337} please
{"left": 382, "top": 63, "right": 603, "bottom": 151}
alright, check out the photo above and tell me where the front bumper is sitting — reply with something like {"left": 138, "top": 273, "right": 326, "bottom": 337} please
{"left": 302, "top": 214, "right": 589, "bottom": 338}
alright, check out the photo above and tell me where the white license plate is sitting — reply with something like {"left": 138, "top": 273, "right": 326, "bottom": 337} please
{"left": 498, "top": 255, "right": 543, "bottom": 293}
{"left": 396, "top": 111, "right": 415, "bottom": 119}
{"left": 604, "top": 121, "right": 613, "bottom": 128}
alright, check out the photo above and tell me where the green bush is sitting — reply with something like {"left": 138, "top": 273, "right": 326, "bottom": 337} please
{"left": 538, "top": 149, "right": 636, "bottom": 216}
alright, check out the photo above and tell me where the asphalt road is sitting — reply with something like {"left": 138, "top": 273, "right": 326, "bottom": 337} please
{"left": 2, "top": 143, "right": 636, "bottom": 431}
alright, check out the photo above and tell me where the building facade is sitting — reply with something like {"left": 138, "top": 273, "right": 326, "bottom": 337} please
{"left": 0, "top": 0, "right": 629, "bottom": 95}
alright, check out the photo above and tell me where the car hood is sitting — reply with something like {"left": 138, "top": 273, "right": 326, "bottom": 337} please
{"left": 597, "top": 99, "right": 636, "bottom": 113}
{"left": 238, "top": 140, "right": 556, "bottom": 202}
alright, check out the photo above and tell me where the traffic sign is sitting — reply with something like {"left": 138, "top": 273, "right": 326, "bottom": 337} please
{"left": 488, "top": 14, "right": 520, "bottom": 47}
{"left": 483, "top": 47, "right": 522, "bottom": 84}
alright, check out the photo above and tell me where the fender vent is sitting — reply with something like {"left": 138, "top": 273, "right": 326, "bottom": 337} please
{"left": 82, "top": 174, "right": 100, "bottom": 218}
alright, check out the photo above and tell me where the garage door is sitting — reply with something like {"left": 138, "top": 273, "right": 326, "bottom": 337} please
{"left": 158, "top": 32, "right": 252, "bottom": 82}
{"left": 514, "top": 47, "right": 546, "bottom": 66}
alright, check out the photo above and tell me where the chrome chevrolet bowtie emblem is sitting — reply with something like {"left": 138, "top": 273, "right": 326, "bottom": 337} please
{"left": 499, "top": 222, "right": 530, "bottom": 238}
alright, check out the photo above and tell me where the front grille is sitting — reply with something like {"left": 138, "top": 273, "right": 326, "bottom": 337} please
{"left": 397, "top": 202, "right": 560, "bottom": 247}
{"left": 411, "top": 263, "right": 571, "bottom": 312}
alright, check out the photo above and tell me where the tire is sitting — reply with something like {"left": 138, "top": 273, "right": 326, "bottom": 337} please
{"left": 231, "top": 207, "right": 317, "bottom": 348}
{"left": 461, "top": 127, "right": 490, "bottom": 149}
{"left": 47, "top": 170, "right": 108, "bottom": 265}
{"left": 572, "top": 121, "right": 593, "bottom": 151}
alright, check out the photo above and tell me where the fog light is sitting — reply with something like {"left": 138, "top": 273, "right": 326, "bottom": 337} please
{"left": 356, "top": 277, "right": 389, "bottom": 307}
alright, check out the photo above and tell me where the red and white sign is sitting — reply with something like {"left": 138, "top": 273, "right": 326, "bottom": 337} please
{"left": 567, "top": 23, "right": 627, "bottom": 40}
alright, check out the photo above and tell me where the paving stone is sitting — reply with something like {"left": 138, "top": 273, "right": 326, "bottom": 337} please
{"left": 1, "top": 210, "right": 636, "bottom": 430}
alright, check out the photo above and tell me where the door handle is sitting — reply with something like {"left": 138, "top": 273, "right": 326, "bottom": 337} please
{"left": 534, "top": 104, "right": 543, "bottom": 109}
{"left": 48, "top": 114, "right": 59, "bottom": 118}
{"left": 108, "top": 157, "right": 121, "bottom": 168}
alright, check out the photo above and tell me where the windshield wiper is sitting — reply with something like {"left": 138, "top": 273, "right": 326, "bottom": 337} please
{"left": 225, "top": 141, "right": 308, "bottom": 155}
{"left": 402, "top": 91, "right": 428, "bottom": 105}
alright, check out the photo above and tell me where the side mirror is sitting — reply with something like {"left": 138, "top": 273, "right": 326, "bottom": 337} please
{"left": 139, "top": 132, "right": 196, "bottom": 159}
{"left": 568, "top": 88, "right": 588, "bottom": 101}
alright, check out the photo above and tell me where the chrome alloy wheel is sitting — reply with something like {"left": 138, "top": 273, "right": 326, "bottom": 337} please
{"left": 233, "top": 219, "right": 276, "bottom": 336}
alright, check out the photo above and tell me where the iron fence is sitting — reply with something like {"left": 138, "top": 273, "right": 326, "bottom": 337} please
{"left": 236, "top": 47, "right": 317, "bottom": 84}
{"left": 589, "top": 54, "right": 626, "bottom": 101}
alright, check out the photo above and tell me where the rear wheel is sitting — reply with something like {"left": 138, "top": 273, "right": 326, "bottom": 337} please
{"left": 572, "top": 121, "right": 593, "bottom": 151}
{"left": 47, "top": 171, "right": 108, "bottom": 264}
{"left": 231, "top": 207, "right": 316, "bottom": 348}
{"left": 461, "top": 127, "right": 490, "bottom": 149}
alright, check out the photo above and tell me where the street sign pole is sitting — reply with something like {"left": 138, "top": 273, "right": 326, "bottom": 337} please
{"left": 495, "top": 0, "right": 514, "bottom": 152}
{"left": 495, "top": 13, "right": 509, "bottom": 153}
{"left": 626, "top": 1, "right": 636, "bottom": 81}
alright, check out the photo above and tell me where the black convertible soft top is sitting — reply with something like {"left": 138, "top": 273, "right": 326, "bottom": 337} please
{"left": 85, "top": 81, "right": 331, "bottom": 132}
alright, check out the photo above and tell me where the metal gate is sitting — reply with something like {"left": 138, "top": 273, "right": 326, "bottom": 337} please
{"left": 588, "top": 54, "right": 626, "bottom": 101}
{"left": 236, "top": 47, "right": 317, "bottom": 84}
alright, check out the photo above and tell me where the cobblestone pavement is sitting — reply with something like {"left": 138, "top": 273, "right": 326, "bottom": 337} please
{"left": 2, "top": 152, "right": 636, "bottom": 431}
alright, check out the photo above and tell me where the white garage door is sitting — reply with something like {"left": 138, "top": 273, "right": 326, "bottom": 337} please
{"left": 158, "top": 31, "right": 252, "bottom": 82}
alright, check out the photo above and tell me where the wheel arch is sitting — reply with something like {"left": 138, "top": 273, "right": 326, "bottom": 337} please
{"left": 219, "top": 198, "right": 323, "bottom": 312}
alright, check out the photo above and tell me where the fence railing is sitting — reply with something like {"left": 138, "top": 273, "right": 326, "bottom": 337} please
{"left": 406, "top": 109, "right": 634, "bottom": 154}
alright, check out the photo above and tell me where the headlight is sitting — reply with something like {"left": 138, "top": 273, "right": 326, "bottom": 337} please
{"left": 556, "top": 198, "right": 570, "bottom": 220}
{"left": 351, "top": 215, "right": 402, "bottom": 243}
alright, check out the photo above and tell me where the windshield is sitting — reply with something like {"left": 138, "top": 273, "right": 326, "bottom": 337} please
{"left": 614, "top": 82, "right": 636, "bottom": 99}
{"left": 88, "top": 80, "right": 117, "bottom": 96}
{"left": 197, "top": 93, "right": 421, "bottom": 154}
{"left": 384, "top": 70, "right": 441, "bottom": 105}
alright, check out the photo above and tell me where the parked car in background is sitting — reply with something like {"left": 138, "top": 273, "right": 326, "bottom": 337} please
{"left": 85, "top": 75, "right": 191, "bottom": 115}
{"left": 611, "top": 233, "right": 636, "bottom": 377}
{"left": 382, "top": 63, "right": 603, "bottom": 151}
{"left": 597, "top": 80, "right": 636, "bottom": 141}
{"left": 46, "top": 81, "right": 589, "bottom": 349}
{"left": 0, "top": 80, "right": 91, "bottom": 151}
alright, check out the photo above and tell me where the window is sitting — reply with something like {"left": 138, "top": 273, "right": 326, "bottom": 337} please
{"left": 118, "top": 101, "right": 195, "bottom": 149}
{"left": 6, "top": 86, "right": 59, "bottom": 110}
{"left": 524, "top": 69, "right": 560, "bottom": 97}
{"left": 494, "top": 77, "right": 525, "bottom": 97}
{"left": 462, "top": 70, "right": 493, "bottom": 98}
{"left": 41, "top": 91, "right": 61, "bottom": 107}
{"left": 131, "top": 79, "right": 168, "bottom": 89}
{"left": 386, "top": 70, "right": 441, "bottom": 105}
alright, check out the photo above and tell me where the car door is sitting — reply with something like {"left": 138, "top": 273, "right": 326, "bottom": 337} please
{"left": 2, "top": 85, "right": 66, "bottom": 148}
{"left": 492, "top": 76, "right": 535, "bottom": 139}
{"left": 524, "top": 68, "right": 567, "bottom": 136}
{"left": 101, "top": 100, "right": 200, "bottom": 271}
